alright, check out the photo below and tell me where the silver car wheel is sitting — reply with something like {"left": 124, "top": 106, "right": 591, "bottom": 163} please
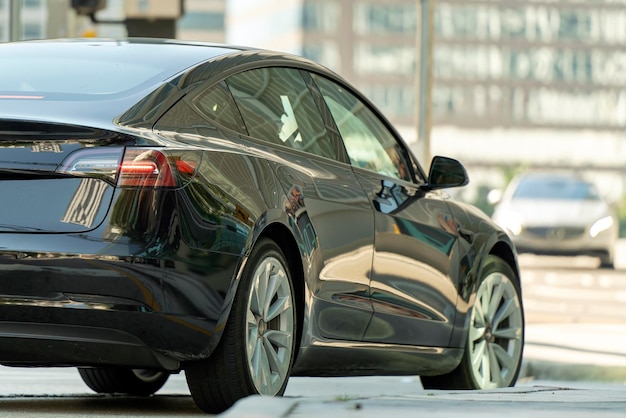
{"left": 132, "top": 369, "right": 167, "bottom": 383}
{"left": 245, "top": 256, "right": 295, "bottom": 396}
{"left": 469, "top": 271, "right": 524, "bottom": 389}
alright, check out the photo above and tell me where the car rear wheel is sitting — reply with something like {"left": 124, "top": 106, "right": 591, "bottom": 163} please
{"left": 421, "top": 255, "right": 524, "bottom": 390}
{"left": 185, "top": 238, "right": 296, "bottom": 414}
{"left": 78, "top": 367, "right": 169, "bottom": 396}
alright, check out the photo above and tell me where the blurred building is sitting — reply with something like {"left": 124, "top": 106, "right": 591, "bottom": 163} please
{"left": 226, "top": 0, "right": 417, "bottom": 130}
{"left": 435, "top": 1, "right": 626, "bottom": 133}
{"left": 0, "top": 0, "right": 225, "bottom": 41}
{"left": 1, "top": 0, "right": 624, "bottom": 192}
{"left": 178, "top": 0, "right": 225, "bottom": 42}
{"left": 431, "top": 0, "right": 626, "bottom": 198}
{"left": 0, "top": 0, "right": 70, "bottom": 40}
{"left": 226, "top": 0, "right": 626, "bottom": 200}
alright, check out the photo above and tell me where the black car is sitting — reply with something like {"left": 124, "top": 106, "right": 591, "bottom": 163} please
{"left": 0, "top": 39, "right": 524, "bottom": 413}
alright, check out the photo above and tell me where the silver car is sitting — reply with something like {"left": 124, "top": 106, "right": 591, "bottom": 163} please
{"left": 492, "top": 172, "right": 618, "bottom": 268}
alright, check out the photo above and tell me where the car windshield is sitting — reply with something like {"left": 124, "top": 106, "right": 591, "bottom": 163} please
{"left": 513, "top": 176, "right": 601, "bottom": 201}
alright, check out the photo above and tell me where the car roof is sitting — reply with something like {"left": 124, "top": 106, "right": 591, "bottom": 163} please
{"left": 0, "top": 39, "right": 246, "bottom": 126}
{"left": 0, "top": 38, "right": 344, "bottom": 129}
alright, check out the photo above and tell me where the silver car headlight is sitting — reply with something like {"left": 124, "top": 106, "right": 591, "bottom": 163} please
{"left": 589, "top": 216, "right": 614, "bottom": 238}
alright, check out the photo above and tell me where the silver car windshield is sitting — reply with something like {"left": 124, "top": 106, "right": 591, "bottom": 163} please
{"left": 513, "top": 177, "right": 601, "bottom": 201}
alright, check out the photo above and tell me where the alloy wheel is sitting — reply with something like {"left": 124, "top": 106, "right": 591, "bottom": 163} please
{"left": 469, "top": 271, "right": 524, "bottom": 388}
{"left": 245, "top": 256, "right": 295, "bottom": 395}
{"left": 132, "top": 369, "right": 167, "bottom": 383}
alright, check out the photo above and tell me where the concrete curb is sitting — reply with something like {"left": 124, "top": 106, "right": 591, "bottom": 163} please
{"left": 220, "top": 395, "right": 298, "bottom": 418}
{"left": 222, "top": 385, "right": 626, "bottom": 417}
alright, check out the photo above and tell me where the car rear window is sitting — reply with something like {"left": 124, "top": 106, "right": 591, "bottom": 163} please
{"left": 1, "top": 57, "right": 165, "bottom": 95}
{"left": 0, "top": 41, "right": 232, "bottom": 98}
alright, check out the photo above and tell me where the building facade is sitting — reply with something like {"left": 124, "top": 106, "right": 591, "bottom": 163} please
{"left": 433, "top": 0, "right": 626, "bottom": 132}
{"left": 0, "top": 0, "right": 68, "bottom": 41}
{"left": 226, "top": 0, "right": 626, "bottom": 199}
{"left": 0, "top": 0, "right": 226, "bottom": 42}
{"left": 2, "top": 0, "right": 624, "bottom": 179}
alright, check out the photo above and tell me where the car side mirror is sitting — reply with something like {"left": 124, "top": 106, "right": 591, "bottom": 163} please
{"left": 424, "top": 156, "right": 469, "bottom": 190}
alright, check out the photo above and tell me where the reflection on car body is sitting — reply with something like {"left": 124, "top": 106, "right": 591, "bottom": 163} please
{"left": 0, "top": 38, "right": 524, "bottom": 413}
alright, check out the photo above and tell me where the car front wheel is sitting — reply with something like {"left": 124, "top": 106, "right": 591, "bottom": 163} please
{"left": 185, "top": 238, "right": 297, "bottom": 414}
{"left": 421, "top": 255, "right": 524, "bottom": 389}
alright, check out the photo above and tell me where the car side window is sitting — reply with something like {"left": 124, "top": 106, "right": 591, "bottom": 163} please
{"left": 155, "top": 80, "right": 248, "bottom": 138}
{"left": 192, "top": 81, "right": 247, "bottom": 134}
{"left": 311, "top": 74, "right": 412, "bottom": 183}
{"left": 225, "top": 67, "right": 337, "bottom": 160}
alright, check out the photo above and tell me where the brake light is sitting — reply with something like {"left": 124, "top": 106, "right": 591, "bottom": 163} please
{"left": 58, "top": 147, "right": 198, "bottom": 188}
{"left": 117, "top": 149, "right": 198, "bottom": 188}
{"left": 0, "top": 95, "right": 45, "bottom": 99}
{"left": 118, "top": 149, "right": 174, "bottom": 187}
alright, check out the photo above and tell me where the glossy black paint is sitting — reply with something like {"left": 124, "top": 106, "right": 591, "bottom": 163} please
{"left": 0, "top": 39, "right": 519, "bottom": 378}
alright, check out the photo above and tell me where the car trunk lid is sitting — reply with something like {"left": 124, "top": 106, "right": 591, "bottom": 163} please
{"left": 0, "top": 120, "right": 131, "bottom": 233}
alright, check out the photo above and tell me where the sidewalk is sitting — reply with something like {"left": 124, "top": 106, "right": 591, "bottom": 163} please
{"left": 221, "top": 322, "right": 626, "bottom": 417}
{"left": 223, "top": 385, "right": 626, "bottom": 418}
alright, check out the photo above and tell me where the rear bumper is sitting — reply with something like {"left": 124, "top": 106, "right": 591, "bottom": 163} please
{"left": 0, "top": 229, "right": 242, "bottom": 368}
{"left": 0, "top": 321, "right": 181, "bottom": 370}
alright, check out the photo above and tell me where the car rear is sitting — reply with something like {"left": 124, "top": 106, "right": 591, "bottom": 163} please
{"left": 0, "top": 39, "right": 243, "bottom": 369}
{"left": 0, "top": 119, "right": 224, "bottom": 367}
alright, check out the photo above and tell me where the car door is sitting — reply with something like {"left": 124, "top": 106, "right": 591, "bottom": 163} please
{"left": 311, "top": 74, "right": 460, "bottom": 347}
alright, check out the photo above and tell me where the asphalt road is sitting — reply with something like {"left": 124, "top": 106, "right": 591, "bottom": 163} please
{"left": 519, "top": 251, "right": 626, "bottom": 325}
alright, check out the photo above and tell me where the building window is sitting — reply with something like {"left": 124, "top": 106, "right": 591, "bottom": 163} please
{"left": 302, "top": 2, "right": 339, "bottom": 33}
{"left": 354, "top": 44, "right": 415, "bottom": 75}
{"left": 302, "top": 42, "right": 340, "bottom": 71}
{"left": 178, "top": 11, "right": 225, "bottom": 31}
{"left": 22, "top": 23, "right": 42, "bottom": 40}
{"left": 360, "top": 85, "right": 415, "bottom": 119}
{"left": 354, "top": 3, "right": 416, "bottom": 35}
{"left": 435, "top": 3, "right": 626, "bottom": 44}
{"left": 23, "top": 0, "right": 41, "bottom": 8}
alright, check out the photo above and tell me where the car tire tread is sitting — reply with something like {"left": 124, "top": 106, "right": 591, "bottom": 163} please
{"left": 78, "top": 367, "right": 168, "bottom": 396}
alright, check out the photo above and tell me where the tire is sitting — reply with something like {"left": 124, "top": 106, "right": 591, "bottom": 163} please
{"left": 185, "top": 238, "right": 297, "bottom": 414}
{"left": 78, "top": 367, "right": 169, "bottom": 396}
{"left": 421, "top": 255, "right": 524, "bottom": 390}
{"left": 599, "top": 252, "right": 615, "bottom": 269}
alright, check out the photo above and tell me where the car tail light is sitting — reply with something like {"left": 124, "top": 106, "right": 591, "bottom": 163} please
{"left": 118, "top": 149, "right": 176, "bottom": 187}
{"left": 118, "top": 149, "right": 199, "bottom": 188}
{"left": 56, "top": 148, "right": 124, "bottom": 183}
{"left": 57, "top": 147, "right": 199, "bottom": 188}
